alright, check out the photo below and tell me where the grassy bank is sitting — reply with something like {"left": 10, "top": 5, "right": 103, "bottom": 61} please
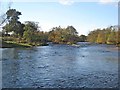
{"left": 0, "top": 36, "right": 49, "bottom": 48}
{"left": 1, "top": 40, "right": 32, "bottom": 48}
{"left": 1, "top": 41, "right": 49, "bottom": 48}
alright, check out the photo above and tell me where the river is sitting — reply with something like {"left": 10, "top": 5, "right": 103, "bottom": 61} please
{"left": 1, "top": 42, "right": 119, "bottom": 88}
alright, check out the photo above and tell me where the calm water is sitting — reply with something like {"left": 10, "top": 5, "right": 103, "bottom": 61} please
{"left": 1, "top": 42, "right": 119, "bottom": 88}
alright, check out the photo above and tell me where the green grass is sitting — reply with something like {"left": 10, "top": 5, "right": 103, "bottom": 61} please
{"left": 1, "top": 36, "right": 49, "bottom": 48}
{"left": 1, "top": 41, "right": 32, "bottom": 48}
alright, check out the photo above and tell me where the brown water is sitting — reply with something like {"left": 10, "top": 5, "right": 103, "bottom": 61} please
{"left": 1, "top": 42, "right": 119, "bottom": 88}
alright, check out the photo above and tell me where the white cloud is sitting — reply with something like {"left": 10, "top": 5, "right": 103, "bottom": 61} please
{"left": 58, "top": 0, "right": 119, "bottom": 6}
{"left": 58, "top": 0, "right": 74, "bottom": 5}
{"left": 99, "top": 0, "right": 118, "bottom": 4}
{"left": 98, "top": 0, "right": 119, "bottom": 7}
{"left": 99, "top": 0, "right": 113, "bottom": 3}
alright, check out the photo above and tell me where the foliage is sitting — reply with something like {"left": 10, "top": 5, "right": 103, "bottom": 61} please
{"left": 79, "top": 35, "right": 87, "bottom": 42}
{"left": 1, "top": 40, "right": 31, "bottom": 48}
{"left": 2, "top": 8, "right": 119, "bottom": 47}
{"left": 48, "top": 26, "right": 79, "bottom": 44}
{"left": 87, "top": 26, "right": 120, "bottom": 45}
{"left": 23, "top": 21, "right": 48, "bottom": 45}
{"left": 2, "top": 9, "right": 25, "bottom": 37}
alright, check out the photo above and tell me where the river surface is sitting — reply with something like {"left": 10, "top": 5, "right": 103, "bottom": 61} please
{"left": 1, "top": 42, "right": 119, "bottom": 88}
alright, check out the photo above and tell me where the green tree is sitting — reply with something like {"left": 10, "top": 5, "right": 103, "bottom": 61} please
{"left": 23, "top": 21, "right": 39, "bottom": 43}
{"left": 23, "top": 30, "right": 33, "bottom": 43}
{"left": 2, "top": 9, "right": 24, "bottom": 36}
{"left": 79, "top": 35, "right": 87, "bottom": 42}
{"left": 24, "top": 21, "right": 38, "bottom": 32}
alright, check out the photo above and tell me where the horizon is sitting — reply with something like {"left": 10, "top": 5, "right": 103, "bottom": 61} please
{"left": 0, "top": 1, "right": 118, "bottom": 35}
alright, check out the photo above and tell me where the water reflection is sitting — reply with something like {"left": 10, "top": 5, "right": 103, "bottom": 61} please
{"left": 2, "top": 48, "right": 19, "bottom": 60}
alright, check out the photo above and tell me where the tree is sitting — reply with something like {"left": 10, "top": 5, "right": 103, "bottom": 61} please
{"left": 97, "top": 31, "right": 106, "bottom": 44}
{"left": 66, "top": 26, "right": 78, "bottom": 35}
{"left": 87, "top": 26, "right": 120, "bottom": 45}
{"left": 2, "top": 9, "right": 23, "bottom": 36}
{"left": 23, "top": 21, "right": 39, "bottom": 43}
{"left": 79, "top": 35, "right": 87, "bottom": 42}
{"left": 48, "top": 26, "right": 79, "bottom": 44}
{"left": 24, "top": 21, "right": 39, "bottom": 32}
{"left": 107, "top": 30, "right": 116, "bottom": 44}
{"left": 23, "top": 30, "right": 33, "bottom": 43}
{"left": 116, "top": 29, "right": 120, "bottom": 45}
{"left": 87, "top": 29, "right": 101, "bottom": 43}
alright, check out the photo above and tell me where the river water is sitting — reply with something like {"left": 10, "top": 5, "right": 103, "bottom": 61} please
{"left": 1, "top": 42, "right": 119, "bottom": 88}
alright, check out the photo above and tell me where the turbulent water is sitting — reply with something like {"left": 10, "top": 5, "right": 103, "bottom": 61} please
{"left": 1, "top": 42, "right": 119, "bottom": 88}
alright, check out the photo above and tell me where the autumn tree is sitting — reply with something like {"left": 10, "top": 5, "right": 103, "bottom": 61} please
{"left": 97, "top": 31, "right": 106, "bottom": 44}
{"left": 48, "top": 26, "right": 79, "bottom": 44}
{"left": 107, "top": 30, "right": 116, "bottom": 44}
{"left": 87, "top": 26, "right": 120, "bottom": 45}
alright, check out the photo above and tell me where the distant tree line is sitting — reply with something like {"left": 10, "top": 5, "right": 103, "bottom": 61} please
{"left": 48, "top": 26, "right": 80, "bottom": 44}
{"left": 1, "top": 8, "right": 85, "bottom": 46}
{"left": 1, "top": 8, "right": 119, "bottom": 47}
{"left": 1, "top": 9, "right": 49, "bottom": 46}
{"left": 87, "top": 26, "right": 120, "bottom": 46}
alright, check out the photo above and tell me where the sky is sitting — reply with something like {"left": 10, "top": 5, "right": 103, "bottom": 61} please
{"left": 0, "top": 0, "right": 118, "bottom": 35}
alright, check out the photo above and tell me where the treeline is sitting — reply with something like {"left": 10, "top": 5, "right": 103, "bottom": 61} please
{"left": 48, "top": 26, "right": 79, "bottom": 44}
{"left": 87, "top": 26, "right": 120, "bottom": 46}
{"left": 1, "top": 8, "right": 119, "bottom": 47}
{"left": 1, "top": 9, "right": 86, "bottom": 47}
{"left": 1, "top": 9, "right": 49, "bottom": 46}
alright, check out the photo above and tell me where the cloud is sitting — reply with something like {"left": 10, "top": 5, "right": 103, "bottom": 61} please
{"left": 58, "top": 0, "right": 119, "bottom": 6}
{"left": 99, "top": 0, "right": 118, "bottom": 4}
{"left": 99, "top": 0, "right": 113, "bottom": 3}
{"left": 58, "top": 0, "right": 74, "bottom": 5}
{"left": 98, "top": 0, "right": 119, "bottom": 7}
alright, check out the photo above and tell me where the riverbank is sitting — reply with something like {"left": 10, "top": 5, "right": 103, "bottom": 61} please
{"left": 1, "top": 41, "right": 50, "bottom": 48}
{"left": 1, "top": 41, "right": 32, "bottom": 48}
{"left": 1, "top": 41, "right": 79, "bottom": 48}
{"left": 0, "top": 37, "right": 120, "bottom": 48}
{"left": 1, "top": 41, "right": 120, "bottom": 48}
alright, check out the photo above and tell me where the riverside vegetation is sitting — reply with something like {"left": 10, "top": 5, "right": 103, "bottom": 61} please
{"left": 0, "top": 9, "right": 120, "bottom": 48}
